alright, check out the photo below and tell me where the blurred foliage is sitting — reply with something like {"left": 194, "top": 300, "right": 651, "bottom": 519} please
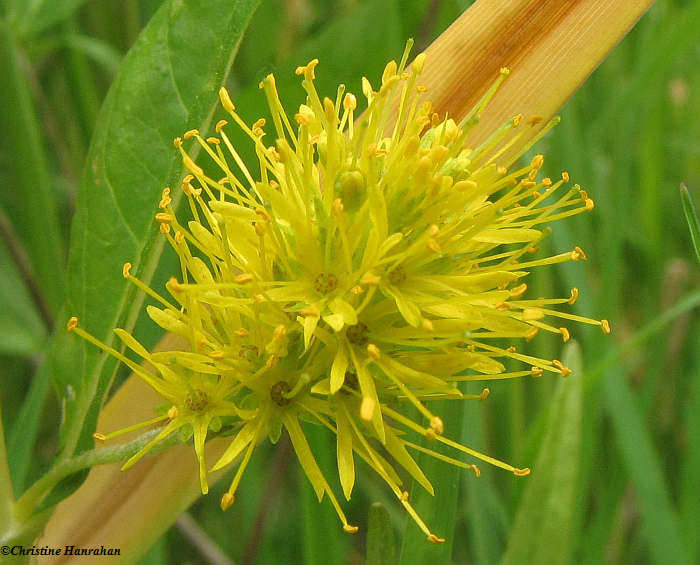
{"left": 0, "top": 0, "right": 698, "bottom": 563}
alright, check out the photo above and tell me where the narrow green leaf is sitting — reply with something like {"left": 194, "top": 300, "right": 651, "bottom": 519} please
{"left": 501, "top": 342, "right": 584, "bottom": 565}
{"left": 680, "top": 183, "right": 700, "bottom": 263}
{"left": 0, "top": 26, "right": 65, "bottom": 315}
{"left": 367, "top": 502, "right": 397, "bottom": 565}
{"left": 49, "top": 0, "right": 260, "bottom": 472}
{"left": 62, "top": 32, "right": 123, "bottom": 75}
{"left": 603, "top": 364, "right": 688, "bottom": 564}
{"left": 299, "top": 424, "right": 346, "bottom": 565}
{"left": 398, "top": 397, "right": 464, "bottom": 564}
{"left": 7, "top": 0, "right": 90, "bottom": 38}
{"left": 0, "top": 401, "right": 15, "bottom": 532}
{"left": 0, "top": 236, "right": 46, "bottom": 355}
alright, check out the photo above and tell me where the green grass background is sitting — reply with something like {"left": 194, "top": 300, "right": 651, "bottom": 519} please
{"left": 0, "top": 0, "right": 698, "bottom": 563}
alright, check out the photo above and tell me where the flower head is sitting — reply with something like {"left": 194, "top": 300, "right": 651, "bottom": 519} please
{"left": 68, "top": 43, "right": 609, "bottom": 542}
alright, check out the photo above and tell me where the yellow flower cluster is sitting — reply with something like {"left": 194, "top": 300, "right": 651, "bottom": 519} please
{"left": 68, "top": 43, "right": 609, "bottom": 542}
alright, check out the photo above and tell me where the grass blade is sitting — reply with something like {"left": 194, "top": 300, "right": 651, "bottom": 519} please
{"left": 367, "top": 502, "right": 397, "bottom": 565}
{"left": 680, "top": 183, "right": 700, "bottom": 263}
{"left": 501, "top": 342, "right": 584, "bottom": 565}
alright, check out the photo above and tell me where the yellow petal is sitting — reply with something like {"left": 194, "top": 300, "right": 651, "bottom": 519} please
{"left": 336, "top": 406, "right": 355, "bottom": 500}
{"left": 330, "top": 345, "right": 349, "bottom": 394}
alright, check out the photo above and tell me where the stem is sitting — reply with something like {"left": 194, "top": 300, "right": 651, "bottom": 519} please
{"left": 0, "top": 401, "right": 16, "bottom": 530}
{"left": 15, "top": 427, "right": 180, "bottom": 521}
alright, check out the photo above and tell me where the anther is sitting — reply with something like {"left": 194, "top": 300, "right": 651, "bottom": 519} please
{"left": 155, "top": 213, "right": 174, "bottom": 224}
{"left": 568, "top": 288, "right": 579, "bottom": 305}
{"left": 531, "top": 366, "right": 543, "bottom": 378}
{"left": 427, "top": 239, "right": 441, "bottom": 253}
{"left": 400, "top": 491, "right": 410, "bottom": 502}
{"left": 513, "top": 114, "right": 523, "bottom": 127}
{"left": 525, "top": 327, "right": 539, "bottom": 341}
{"left": 499, "top": 67, "right": 510, "bottom": 75}
{"left": 160, "top": 223, "right": 171, "bottom": 235}
{"left": 479, "top": 388, "right": 490, "bottom": 401}
{"left": 343, "top": 93, "right": 357, "bottom": 111}
{"left": 343, "top": 525, "right": 359, "bottom": 534}
{"left": 173, "top": 137, "right": 182, "bottom": 148}
{"left": 167, "top": 406, "right": 178, "bottom": 419}
{"left": 234, "top": 328, "right": 249, "bottom": 337}
{"left": 421, "top": 318, "right": 434, "bottom": 332}
{"left": 66, "top": 316, "right": 78, "bottom": 331}
{"left": 453, "top": 180, "right": 477, "bottom": 192}
{"left": 206, "top": 137, "right": 220, "bottom": 145}
{"left": 530, "top": 154, "right": 544, "bottom": 169}
{"left": 360, "top": 272, "right": 381, "bottom": 286}
{"left": 513, "top": 468, "right": 531, "bottom": 477}
{"left": 560, "top": 327, "right": 571, "bottom": 342}
{"left": 601, "top": 319, "right": 611, "bottom": 334}
{"left": 571, "top": 246, "right": 587, "bottom": 261}
{"left": 220, "top": 492, "right": 235, "bottom": 511}
{"left": 425, "top": 428, "right": 436, "bottom": 440}
{"left": 215, "top": 119, "right": 228, "bottom": 133}
{"left": 585, "top": 198, "right": 595, "bottom": 210}
{"left": 427, "top": 534, "right": 446, "bottom": 544}
{"left": 469, "top": 464, "right": 481, "bottom": 477}
{"left": 93, "top": 432, "right": 106, "bottom": 441}
{"left": 542, "top": 177, "right": 552, "bottom": 187}
{"left": 219, "top": 87, "right": 235, "bottom": 113}
{"left": 552, "top": 360, "right": 572, "bottom": 378}
{"left": 351, "top": 285, "right": 364, "bottom": 295}
{"left": 235, "top": 274, "right": 254, "bottom": 284}
{"left": 510, "top": 283, "right": 527, "bottom": 298}
{"left": 366, "top": 343, "right": 381, "bottom": 360}
{"left": 562, "top": 171, "right": 570, "bottom": 182}
{"left": 429, "top": 416, "right": 444, "bottom": 435}
{"left": 183, "top": 129, "right": 199, "bottom": 139}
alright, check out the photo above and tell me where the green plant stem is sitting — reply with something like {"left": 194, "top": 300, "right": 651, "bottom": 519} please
{"left": 14, "top": 427, "right": 179, "bottom": 522}
{"left": 0, "top": 402, "right": 16, "bottom": 531}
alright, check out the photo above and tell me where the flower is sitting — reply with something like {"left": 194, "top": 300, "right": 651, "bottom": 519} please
{"left": 68, "top": 43, "right": 610, "bottom": 542}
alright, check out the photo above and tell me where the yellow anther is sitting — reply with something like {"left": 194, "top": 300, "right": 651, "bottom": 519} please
{"left": 382, "top": 60, "right": 398, "bottom": 86}
{"left": 497, "top": 166, "right": 508, "bottom": 175}
{"left": 421, "top": 318, "right": 434, "bottom": 332}
{"left": 208, "top": 350, "right": 225, "bottom": 360}
{"left": 174, "top": 231, "right": 184, "bottom": 244}
{"left": 413, "top": 52, "right": 427, "bottom": 74}
{"left": 560, "top": 327, "right": 571, "bottom": 342}
{"left": 426, "top": 238, "right": 442, "bottom": 253}
{"left": 167, "top": 405, "right": 178, "bottom": 419}
{"left": 525, "top": 326, "right": 539, "bottom": 340}
{"left": 531, "top": 366, "right": 543, "bottom": 378}
{"left": 453, "top": 179, "right": 477, "bottom": 192}
{"left": 254, "top": 222, "right": 266, "bottom": 237}
{"left": 416, "top": 84, "right": 428, "bottom": 93}
{"left": 360, "top": 396, "right": 375, "bottom": 421}
{"left": 424, "top": 428, "right": 436, "bottom": 440}
{"left": 343, "top": 93, "right": 357, "bottom": 111}
{"left": 568, "top": 288, "right": 579, "bottom": 305}
{"left": 522, "top": 308, "right": 544, "bottom": 320}
{"left": 122, "top": 262, "right": 132, "bottom": 278}
{"left": 173, "top": 137, "right": 182, "bottom": 148}
{"left": 234, "top": 328, "right": 249, "bottom": 337}
{"left": 571, "top": 246, "right": 587, "bottom": 261}
{"left": 542, "top": 177, "right": 552, "bottom": 187}
{"left": 532, "top": 191, "right": 542, "bottom": 199}
{"left": 332, "top": 198, "right": 344, "bottom": 216}
{"left": 509, "top": 283, "right": 527, "bottom": 298}
{"left": 215, "top": 119, "right": 228, "bottom": 133}
{"left": 366, "top": 343, "right": 381, "bottom": 360}
{"left": 273, "top": 325, "right": 286, "bottom": 341}
{"left": 552, "top": 360, "right": 572, "bottom": 378}
{"left": 183, "top": 174, "right": 194, "bottom": 184}
{"left": 295, "top": 58, "right": 319, "bottom": 80}
{"left": 235, "top": 274, "right": 254, "bottom": 284}
{"left": 294, "top": 112, "right": 311, "bottom": 126}
{"left": 343, "top": 525, "right": 359, "bottom": 534}
{"left": 469, "top": 464, "right": 481, "bottom": 477}
{"left": 167, "top": 277, "right": 183, "bottom": 292}
{"left": 579, "top": 189, "right": 589, "bottom": 201}
{"left": 499, "top": 67, "right": 510, "bottom": 75}
{"left": 220, "top": 492, "right": 235, "bottom": 511}
{"left": 206, "top": 137, "right": 220, "bottom": 145}
{"left": 159, "top": 223, "right": 171, "bottom": 235}
{"left": 521, "top": 180, "right": 536, "bottom": 189}
{"left": 513, "top": 113, "right": 523, "bottom": 127}
{"left": 300, "top": 306, "right": 320, "bottom": 317}
{"left": 400, "top": 491, "right": 410, "bottom": 502}
{"left": 513, "top": 468, "right": 531, "bottom": 477}
{"left": 155, "top": 212, "right": 173, "bottom": 224}
{"left": 427, "top": 534, "right": 446, "bottom": 544}
{"left": 562, "top": 171, "right": 570, "bottom": 182}
{"left": 255, "top": 208, "right": 271, "bottom": 222}
{"left": 601, "top": 319, "right": 611, "bottom": 334}
{"left": 351, "top": 285, "right": 364, "bottom": 295}
{"left": 265, "top": 355, "right": 278, "bottom": 369}
{"left": 360, "top": 272, "right": 381, "bottom": 286}
{"left": 429, "top": 416, "right": 444, "bottom": 435}
{"left": 182, "top": 153, "right": 204, "bottom": 176}
{"left": 93, "top": 432, "right": 106, "bottom": 441}
{"left": 585, "top": 198, "right": 595, "bottom": 210}
{"left": 219, "top": 87, "right": 235, "bottom": 113}
{"left": 530, "top": 154, "right": 544, "bottom": 169}
{"left": 428, "top": 224, "right": 440, "bottom": 237}
{"left": 183, "top": 129, "right": 199, "bottom": 140}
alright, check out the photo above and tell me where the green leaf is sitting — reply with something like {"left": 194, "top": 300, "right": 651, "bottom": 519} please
{"left": 603, "top": 360, "right": 689, "bottom": 564}
{"left": 7, "top": 0, "right": 90, "bottom": 38}
{"left": 367, "top": 502, "right": 398, "bottom": 565}
{"left": 50, "top": 0, "right": 260, "bottom": 470}
{"left": 0, "top": 234, "right": 46, "bottom": 355}
{"left": 0, "top": 27, "right": 66, "bottom": 315}
{"left": 680, "top": 183, "right": 700, "bottom": 263}
{"left": 501, "top": 342, "right": 584, "bottom": 565}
